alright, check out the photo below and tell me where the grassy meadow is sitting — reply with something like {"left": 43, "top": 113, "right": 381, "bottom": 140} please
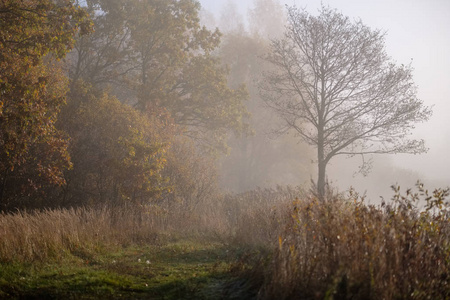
{"left": 0, "top": 184, "right": 449, "bottom": 299}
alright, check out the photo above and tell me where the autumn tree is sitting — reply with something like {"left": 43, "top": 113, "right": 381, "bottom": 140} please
{"left": 218, "top": 0, "right": 245, "bottom": 34}
{"left": 69, "top": 0, "right": 249, "bottom": 153}
{"left": 57, "top": 83, "right": 171, "bottom": 206}
{"left": 68, "top": 0, "right": 133, "bottom": 89}
{"left": 260, "top": 6, "right": 432, "bottom": 200}
{"left": 248, "top": 0, "right": 285, "bottom": 39}
{"left": 0, "top": 0, "right": 90, "bottom": 209}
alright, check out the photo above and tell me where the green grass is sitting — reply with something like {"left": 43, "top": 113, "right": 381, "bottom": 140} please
{"left": 0, "top": 238, "right": 243, "bottom": 299}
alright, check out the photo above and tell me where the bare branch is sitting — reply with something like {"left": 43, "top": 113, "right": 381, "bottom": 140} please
{"left": 260, "top": 5, "right": 432, "bottom": 199}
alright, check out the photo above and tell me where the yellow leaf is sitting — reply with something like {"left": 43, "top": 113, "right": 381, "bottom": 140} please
{"left": 278, "top": 236, "right": 283, "bottom": 251}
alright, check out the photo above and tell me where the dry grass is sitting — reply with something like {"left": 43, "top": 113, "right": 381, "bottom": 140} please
{"left": 0, "top": 188, "right": 251, "bottom": 263}
{"left": 0, "top": 204, "right": 164, "bottom": 263}
{"left": 250, "top": 184, "right": 450, "bottom": 300}
{"left": 224, "top": 186, "right": 303, "bottom": 247}
{"left": 1, "top": 183, "right": 448, "bottom": 299}
{"left": 0, "top": 185, "right": 298, "bottom": 264}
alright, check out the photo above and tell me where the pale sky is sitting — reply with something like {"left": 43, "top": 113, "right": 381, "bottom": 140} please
{"left": 199, "top": 0, "right": 450, "bottom": 196}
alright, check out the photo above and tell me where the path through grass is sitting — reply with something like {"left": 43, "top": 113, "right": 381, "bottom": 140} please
{"left": 0, "top": 237, "right": 249, "bottom": 299}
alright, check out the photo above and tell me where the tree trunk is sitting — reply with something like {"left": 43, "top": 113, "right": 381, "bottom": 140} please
{"left": 317, "top": 158, "right": 326, "bottom": 201}
{"left": 0, "top": 169, "right": 8, "bottom": 211}
{"left": 317, "top": 124, "right": 326, "bottom": 201}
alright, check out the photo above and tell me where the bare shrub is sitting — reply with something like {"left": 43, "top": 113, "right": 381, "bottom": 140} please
{"left": 149, "top": 136, "right": 225, "bottom": 235}
{"left": 259, "top": 184, "right": 450, "bottom": 299}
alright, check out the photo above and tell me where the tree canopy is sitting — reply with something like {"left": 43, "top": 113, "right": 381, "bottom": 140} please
{"left": 69, "top": 0, "right": 249, "bottom": 153}
{"left": 58, "top": 84, "right": 171, "bottom": 206}
{"left": 260, "top": 6, "right": 432, "bottom": 199}
{"left": 0, "top": 0, "right": 90, "bottom": 208}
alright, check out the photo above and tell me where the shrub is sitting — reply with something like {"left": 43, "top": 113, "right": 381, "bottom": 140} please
{"left": 56, "top": 84, "right": 171, "bottom": 207}
{"left": 259, "top": 184, "right": 450, "bottom": 299}
{"left": 160, "top": 137, "right": 219, "bottom": 212}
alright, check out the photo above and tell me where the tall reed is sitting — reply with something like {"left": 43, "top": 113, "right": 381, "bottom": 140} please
{"left": 257, "top": 185, "right": 450, "bottom": 299}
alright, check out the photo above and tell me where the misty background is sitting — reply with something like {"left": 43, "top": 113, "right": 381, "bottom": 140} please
{"left": 199, "top": 0, "right": 450, "bottom": 201}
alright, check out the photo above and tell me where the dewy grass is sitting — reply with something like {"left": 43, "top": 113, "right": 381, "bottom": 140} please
{"left": 0, "top": 194, "right": 253, "bottom": 299}
{"left": 0, "top": 239, "right": 235, "bottom": 299}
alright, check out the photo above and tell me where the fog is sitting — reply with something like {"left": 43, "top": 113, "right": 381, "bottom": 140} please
{"left": 3, "top": 1, "right": 449, "bottom": 294}
{"left": 200, "top": 0, "right": 450, "bottom": 201}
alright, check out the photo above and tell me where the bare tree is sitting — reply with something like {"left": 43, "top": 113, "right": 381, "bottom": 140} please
{"left": 260, "top": 6, "right": 432, "bottom": 200}
{"left": 248, "top": 0, "right": 285, "bottom": 39}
